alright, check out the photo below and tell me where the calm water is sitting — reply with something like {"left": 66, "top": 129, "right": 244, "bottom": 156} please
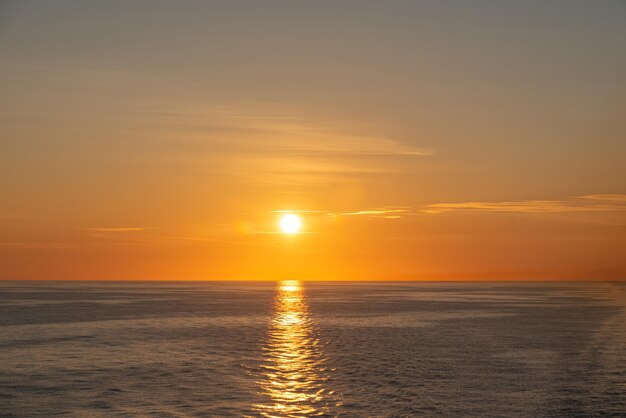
{"left": 0, "top": 281, "right": 624, "bottom": 417}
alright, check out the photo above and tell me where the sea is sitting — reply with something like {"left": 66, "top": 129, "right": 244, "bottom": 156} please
{"left": 0, "top": 280, "right": 624, "bottom": 417}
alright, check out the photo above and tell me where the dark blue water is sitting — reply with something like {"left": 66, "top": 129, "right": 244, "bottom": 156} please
{"left": 0, "top": 281, "right": 624, "bottom": 417}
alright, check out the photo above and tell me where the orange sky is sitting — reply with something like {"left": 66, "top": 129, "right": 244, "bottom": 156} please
{"left": 0, "top": 1, "right": 625, "bottom": 280}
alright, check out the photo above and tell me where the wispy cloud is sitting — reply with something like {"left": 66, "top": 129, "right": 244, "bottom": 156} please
{"left": 0, "top": 242, "right": 75, "bottom": 249}
{"left": 421, "top": 195, "right": 626, "bottom": 214}
{"left": 86, "top": 227, "right": 145, "bottom": 232}
{"left": 270, "top": 210, "right": 329, "bottom": 214}
{"left": 176, "top": 102, "right": 433, "bottom": 158}
{"left": 268, "top": 195, "right": 626, "bottom": 219}
{"left": 576, "top": 194, "right": 626, "bottom": 202}
{"left": 340, "top": 207, "right": 410, "bottom": 218}
{"left": 145, "top": 101, "right": 433, "bottom": 187}
{"left": 269, "top": 206, "right": 411, "bottom": 218}
{"left": 308, "top": 195, "right": 626, "bottom": 218}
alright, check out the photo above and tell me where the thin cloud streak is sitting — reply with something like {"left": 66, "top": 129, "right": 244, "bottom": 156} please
{"left": 340, "top": 207, "right": 410, "bottom": 217}
{"left": 147, "top": 101, "right": 433, "bottom": 188}
{"left": 175, "top": 102, "right": 433, "bottom": 158}
{"left": 296, "top": 195, "right": 626, "bottom": 218}
{"left": 0, "top": 242, "right": 75, "bottom": 249}
{"left": 270, "top": 210, "right": 329, "bottom": 214}
{"left": 268, "top": 195, "right": 626, "bottom": 220}
{"left": 268, "top": 207, "right": 411, "bottom": 218}
{"left": 576, "top": 194, "right": 626, "bottom": 202}
{"left": 86, "top": 227, "right": 146, "bottom": 232}
{"left": 421, "top": 196, "right": 626, "bottom": 214}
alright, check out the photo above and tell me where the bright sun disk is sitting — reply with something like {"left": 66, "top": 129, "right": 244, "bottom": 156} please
{"left": 279, "top": 214, "right": 301, "bottom": 234}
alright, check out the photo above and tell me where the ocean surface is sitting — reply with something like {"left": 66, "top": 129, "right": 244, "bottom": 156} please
{"left": 0, "top": 281, "right": 624, "bottom": 417}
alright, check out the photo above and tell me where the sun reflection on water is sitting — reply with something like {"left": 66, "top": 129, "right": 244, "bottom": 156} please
{"left": 254, "top": 280, "right": 339, "bottom": 417}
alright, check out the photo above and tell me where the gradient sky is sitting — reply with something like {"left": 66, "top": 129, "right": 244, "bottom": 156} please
{"left": 1, "top": 0, "right": 625, "bottom": 280}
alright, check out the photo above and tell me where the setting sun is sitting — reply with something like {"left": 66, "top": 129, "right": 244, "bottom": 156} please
{"left": 279, "top": 214, "right": 301, "bottom": 234}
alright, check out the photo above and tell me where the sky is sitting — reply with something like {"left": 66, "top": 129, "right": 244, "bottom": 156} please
{"left": 0, "top": 0, "right": 625, "bottom": 280}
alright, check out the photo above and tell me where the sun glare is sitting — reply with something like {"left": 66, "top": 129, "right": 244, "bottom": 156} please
{"left": 279, "top": 214, "right": 301, "bottom": 234}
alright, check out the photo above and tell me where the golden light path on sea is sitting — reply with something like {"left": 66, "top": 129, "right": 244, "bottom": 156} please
{"left": 254, "top": 280, "right": 339, "bottom": 417}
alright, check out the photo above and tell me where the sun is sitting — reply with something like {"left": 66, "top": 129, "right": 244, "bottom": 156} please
{"left": 279, "top": 214, "right": 301, "bottom": 234}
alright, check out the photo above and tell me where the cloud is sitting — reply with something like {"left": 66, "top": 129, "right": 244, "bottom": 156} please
{"left": 264, "top": 194, "right": 626, "bottom": 221}
{"left": 144, "top": 101, "right": 432, "bottom": 187}
{"left": 0, "top": 242, "right": 75, "bottom": 249}
{"left": 86, "top": 227, "right": 145, "bottom": 232}
{"left": 421, "top": 196, "right": 626, "bottom": 214}
{"left": 576, "top": 194, "right": 626, "bottom": 202}
{"left": 339, "top": 207, "right": 410, "bottom": 218}
{"left": 270, "top": 210, "right": 328, "bottom": 214}
{"left": 177, "top": 102, "right": 433, "bottom": 158}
